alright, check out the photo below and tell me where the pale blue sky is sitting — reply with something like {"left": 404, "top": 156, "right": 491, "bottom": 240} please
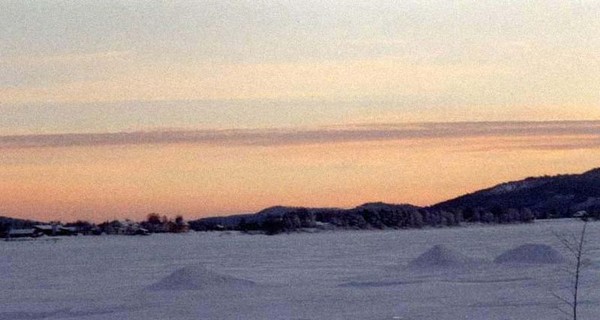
{"left": 2, "top": 0, "right": 599, "bottom": 135}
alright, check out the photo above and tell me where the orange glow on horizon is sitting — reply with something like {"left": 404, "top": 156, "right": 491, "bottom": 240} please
{"left": 2, "top": 133, "right": 600, "bottom": 222}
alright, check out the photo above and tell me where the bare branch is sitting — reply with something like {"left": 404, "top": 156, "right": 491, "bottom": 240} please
{"left": 552, "top": 220, "right": 588, "bottom": 320}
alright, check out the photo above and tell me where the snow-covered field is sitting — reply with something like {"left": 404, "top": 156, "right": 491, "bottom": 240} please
{"left": 2, "top": 219, "right": 600, "bottom": 320}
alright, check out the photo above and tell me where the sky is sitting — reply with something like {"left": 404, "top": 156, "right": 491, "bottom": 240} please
{"left": 1, "top": 1, "right": 600, "bottom": 222}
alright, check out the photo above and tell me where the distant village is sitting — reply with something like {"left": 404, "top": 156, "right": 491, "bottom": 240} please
{"left": 2, "top": 202, "right": 598, "bottom": 241}
{"left": 1, "top": 213, "right": 190, "bottom": 241}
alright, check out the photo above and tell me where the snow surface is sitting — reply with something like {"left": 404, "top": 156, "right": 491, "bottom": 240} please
{"left": 494, "top": 244, "right": 566, "bottom": 264}
{"left": 407, "top": 244, "right": 484, "bottom": 269}
{"left": 1, "top": 219, "right": 600, "bottom": 319}
{"left": 147, "top": 265, "right": 256, "bottom": 291}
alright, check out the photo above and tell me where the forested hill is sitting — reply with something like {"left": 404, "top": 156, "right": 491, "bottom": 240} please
{"left": 188, "top": 201, "right": 534, "bottom": 235}
{"left": 190, "top": 167, "right": 600, "bottom": 234}
{"left": 0, "top": 216, "right": 43, "bottom": 235}
{"left": 432, "top": 167, "right": 600, "bottom": 218}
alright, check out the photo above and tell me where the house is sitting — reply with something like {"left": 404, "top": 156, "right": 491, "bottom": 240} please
{"left": 6, "top": 228, "right": 37, "bottom": 239}
{"left": 99, "top": 220, "right": 150, "bottom": 235}
{"left": 34, "top": 225, "right": 57, "bottom": 236}
{"left": 122, "top": 220, "right": 150, "bottom": 235}
{"left": 133, "top": 227, "right": 150, "bottom": 236}
{"left": 57, "top": 226, "right": 78, "bottom": 236}
{"left": 573, "top": 211, "right": 589, "bottom": 220}
{"left": 33, "top": 225, "right": 78, "bottom": 236}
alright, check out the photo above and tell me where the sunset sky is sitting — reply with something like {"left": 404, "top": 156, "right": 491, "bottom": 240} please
{"left": 1, "top": 1, "right": 600, "bottom": 222}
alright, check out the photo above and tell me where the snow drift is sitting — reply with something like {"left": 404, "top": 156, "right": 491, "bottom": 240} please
{"left": 408, "top": 244, "right": 483, "bottom": 269}
{"left": 494, "top": 244, "right": 566, "bottom": 264}
{"left": 148, "top": 265, "right": 256, "bottom": 290}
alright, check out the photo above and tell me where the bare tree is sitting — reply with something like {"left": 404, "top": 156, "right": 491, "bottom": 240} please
{"left": 553, "top": 220, "right": 590, "bottom": 320}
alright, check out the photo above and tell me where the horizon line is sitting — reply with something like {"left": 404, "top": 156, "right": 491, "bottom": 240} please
{"left": 3, "top": 165, "right": 597, "bottom": 224}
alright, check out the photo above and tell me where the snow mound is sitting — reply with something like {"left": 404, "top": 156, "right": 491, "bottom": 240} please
{"left": 408, "top": 245, "right": 482, "bottom": 269}
{"left": 148, "top": 266, "right": 255, "bottom": 290}
{"left": 494, "top": 244, "right": 566, "bottom": 264}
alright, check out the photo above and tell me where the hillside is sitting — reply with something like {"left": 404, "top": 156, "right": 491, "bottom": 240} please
{"left": 433, "top": 167, "right": 600, "bottom": 217}
{"left": 190, "top": 167, "right": 600, "bottom": 233}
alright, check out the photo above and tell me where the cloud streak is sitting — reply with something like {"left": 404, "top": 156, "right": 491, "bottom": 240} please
{"left": 2, "top": 121, "right": 600, "bottom": 151}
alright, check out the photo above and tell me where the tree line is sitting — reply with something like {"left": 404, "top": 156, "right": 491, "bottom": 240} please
{"left": 189, "top": 206, "right": 540, "bottom": 235}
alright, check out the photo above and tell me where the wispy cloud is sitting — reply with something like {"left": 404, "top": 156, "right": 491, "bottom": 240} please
{"left": 1, "top": 121, "right": 599, "bottom": 150}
